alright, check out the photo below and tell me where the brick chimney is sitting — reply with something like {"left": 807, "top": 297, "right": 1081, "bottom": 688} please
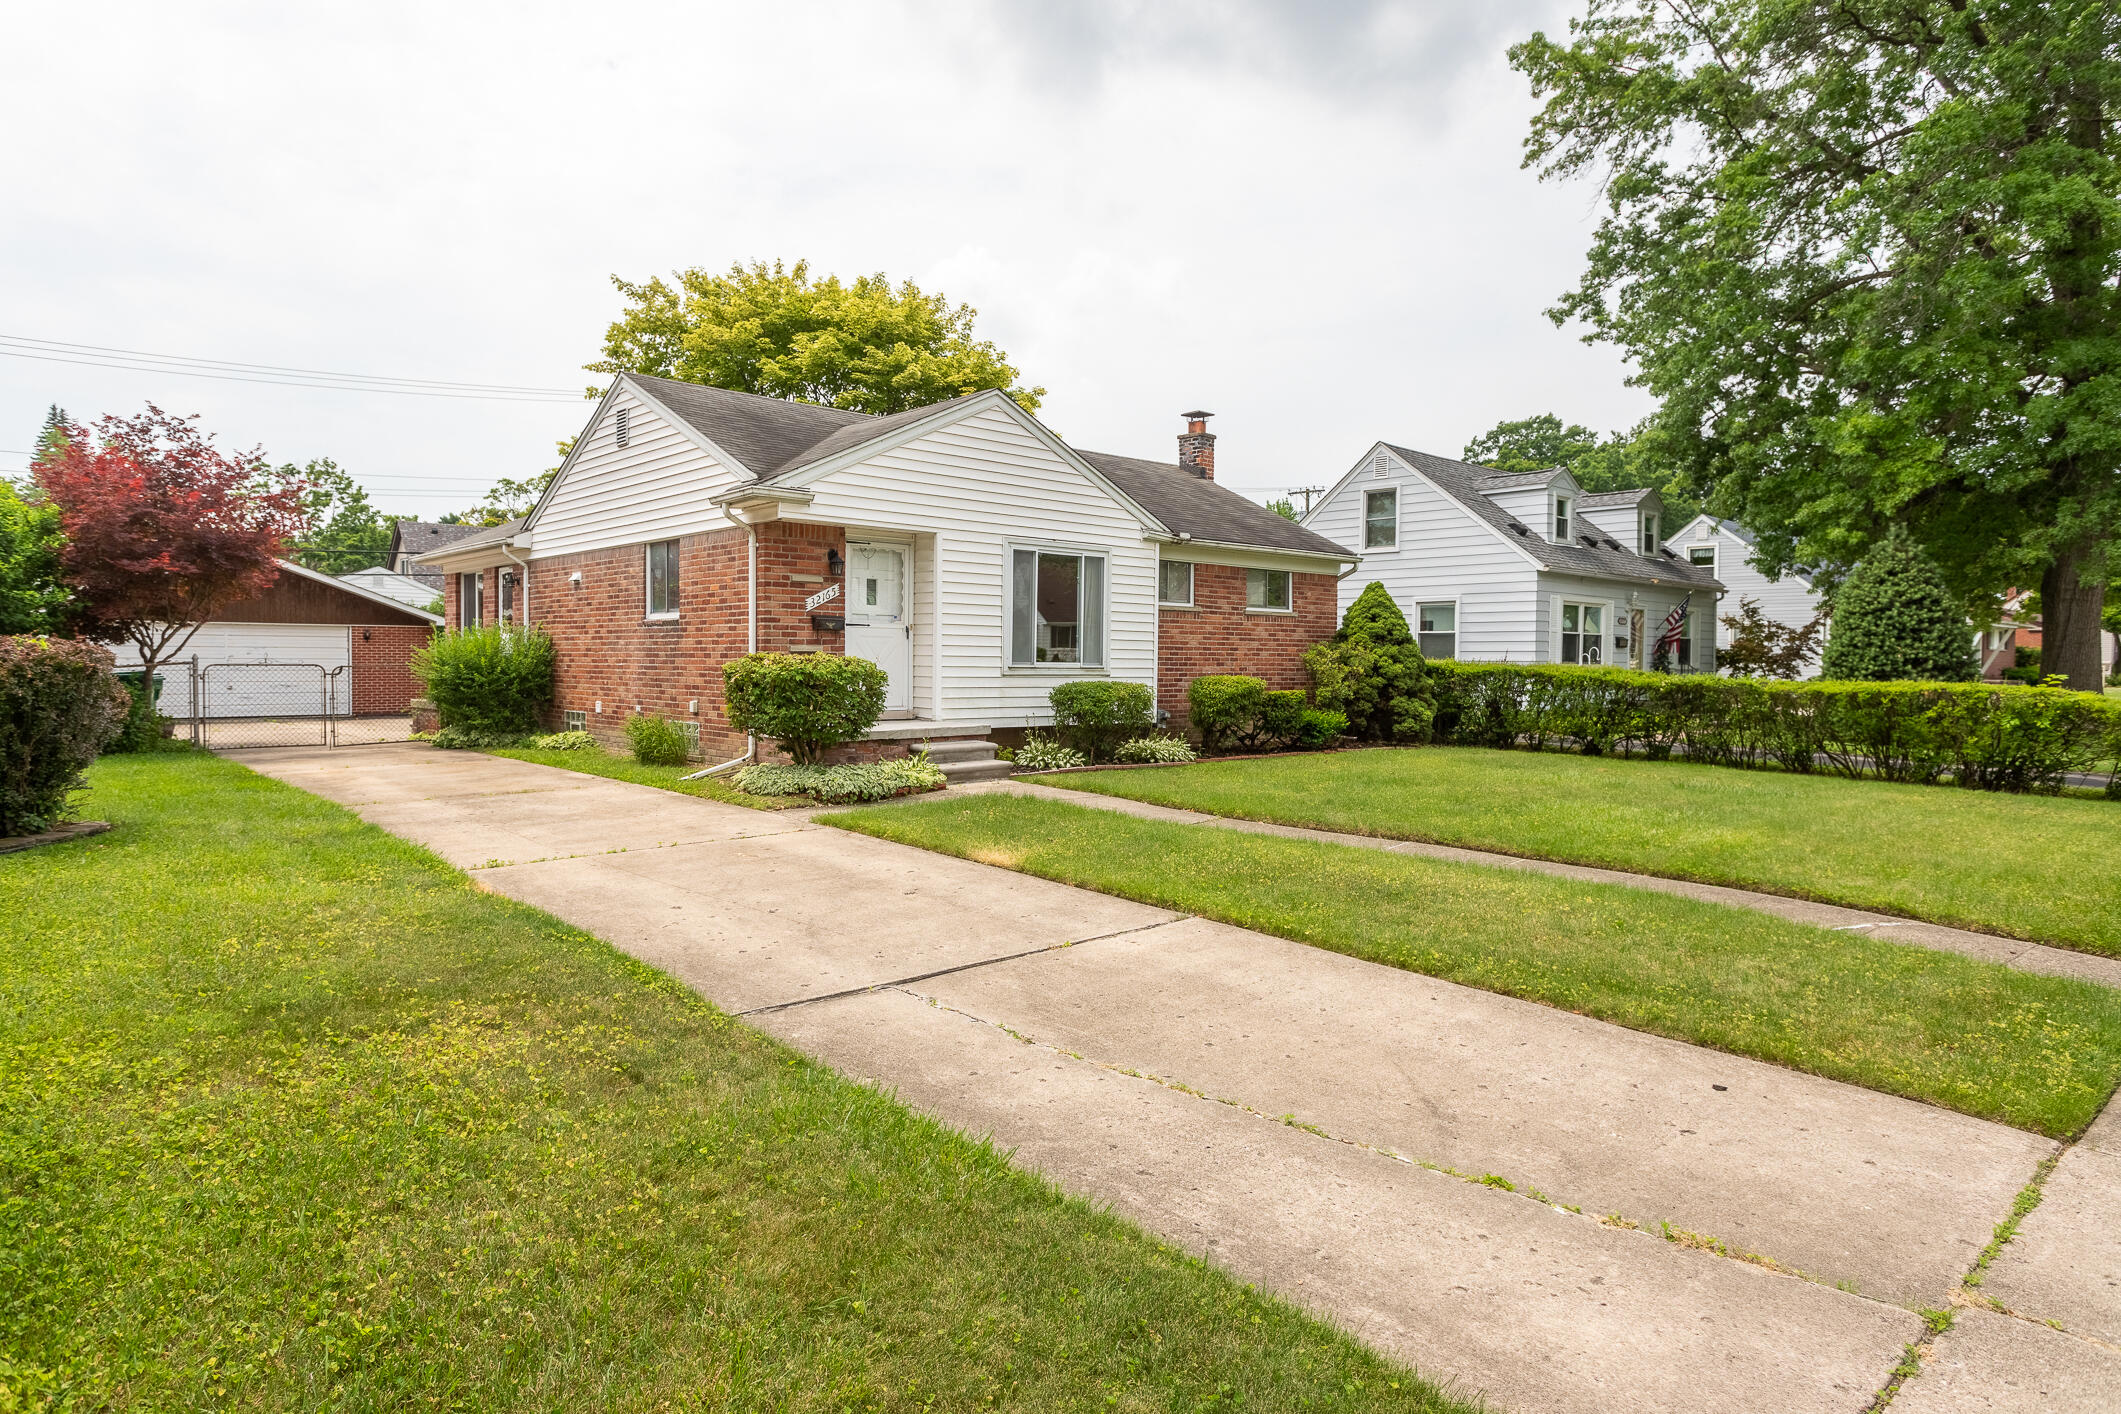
{"left": 1178, "top": 410, "right": 1216, "bottom": 480}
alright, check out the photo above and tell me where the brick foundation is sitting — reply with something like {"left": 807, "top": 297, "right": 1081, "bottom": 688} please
{"left": 1157, "top": 565, "right": 1338, "bottom": 727}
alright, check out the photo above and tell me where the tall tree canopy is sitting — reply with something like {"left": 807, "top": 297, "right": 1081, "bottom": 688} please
{"left": 277, "top": 458, "right": 394, "bottom": 574}
{"left": 1463, "top": 413, "right": 1700, "bottom": 523}
{"left": 1513, "top": 0, "right": 2121, "bottom": 689}
{"left": 36, "top": 407, "right": 308, "bottom": 689}
{"left": 0, "top": 478, "right": 70, "bottom": 635}
{"left": 589, "top": 259, "right": 1044, "bottom": 416}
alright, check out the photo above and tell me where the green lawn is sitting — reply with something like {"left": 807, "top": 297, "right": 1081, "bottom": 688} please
{"left": 826, "top": 793, "right": 2121, "bottom": 1139}
{"left": 0, "top": 754, "right": 1469, "bottom": 1412}
{"left": 485, "top": 743, "right": 803, "bottom": 810}
{"left": 1034, "top": 747, "right": 2121, "bottom": 956}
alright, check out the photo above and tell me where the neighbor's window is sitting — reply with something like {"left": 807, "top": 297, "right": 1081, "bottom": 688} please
{"left": 646, "top": 539, "right": 681, "bottom": 618}
{"left": 1158, "top": 559, "right": 1194, "bottom": 606}
{"left": 1417, "top": 601, "right": 1456, "bottom": 659}
{"left": 1246, "top": 568, "right": 1292, "bottom": 611}
{"left": 1010, "top": 548, "right": 1105, "bottom": 666}
{"left": 1689, "top": 544, "right": 1716, "bottom": 570}
{"left": 1364, "top": 488, "right": 1398, "bottom": 549}
{"left": 1677, "top": 608, "right": 1696, "bottom": 669}
{"left": 458, "top": 572, "right": 482, "bottom": 628}
{"left": 1560, "top": 602, "right": 1604, "bottom": 664}
{"left": 1639, "top": 513, "right": 1660, "bottom": 555}
{"left": 1553, "top": 497, "right": 1572, "bottom": 541}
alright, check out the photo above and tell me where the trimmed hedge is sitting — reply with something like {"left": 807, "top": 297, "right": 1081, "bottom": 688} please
{"left": 1186, "top": 675, "right": 1307, "bottom": 753}
{"left": 411, "top": 626, "right": 556, "bottom": 738}
{"left": 724, "top": 652, "right": 887, "bottom": 765}
{"left": 1049, "top": 680, "right": 1154, "bottom": 763}
{"left": 1429, "top": 661, "right": 2121, "bottom": 794}
{"left": 0, "top": 635, "right": 129, "bottom": 834}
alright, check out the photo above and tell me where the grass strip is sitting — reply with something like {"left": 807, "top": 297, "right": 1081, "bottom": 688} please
{"left": 826, "top": 793, "right": 2121, "bottom": 1138}
{"left": 0, "top": 753, "right": 1468, "bottom": 1412}
{"left": 1035, "top": 746, "right": 2121, "bottom": 956}
{"left": 485, "top": 743, "right": 805, "bottom": 809}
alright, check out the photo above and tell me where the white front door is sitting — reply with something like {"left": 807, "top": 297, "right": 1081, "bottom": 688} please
{"left": 844, "top": 542, "right": 911, "bottom": 712}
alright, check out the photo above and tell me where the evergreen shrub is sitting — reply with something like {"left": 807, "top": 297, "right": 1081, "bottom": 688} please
{"left": 1303, "top": 582, "right": 1434, "bottom": 742}
{"left": 1819, "top": 531, "right": 1980, "bottom": 682}
{"left": 1049, "top": 680, "right": 1154, "bottom": 762}
{"left": 0, "top": 635, "right": 129, "bottom": 834}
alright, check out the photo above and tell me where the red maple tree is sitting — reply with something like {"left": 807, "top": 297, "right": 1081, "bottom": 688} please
{"left": 35, "top": 406, "right": 310, "bottom": 696}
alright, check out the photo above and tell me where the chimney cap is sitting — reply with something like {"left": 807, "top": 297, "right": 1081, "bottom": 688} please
{"left": 1181, "top": 409, "right": 1214, "bottom": 421}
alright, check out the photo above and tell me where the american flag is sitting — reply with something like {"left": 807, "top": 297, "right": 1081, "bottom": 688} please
{"left": 1657, "top": 594, "right": 1692, "bottom": 662}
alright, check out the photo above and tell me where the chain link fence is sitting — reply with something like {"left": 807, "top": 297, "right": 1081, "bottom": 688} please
{"left": 167, "top": 660, "right": 417, "bottom": 750}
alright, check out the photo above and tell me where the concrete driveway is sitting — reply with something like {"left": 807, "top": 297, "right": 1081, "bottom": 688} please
{"left": 233, "top": 744, "right": 2121, "bottom": 1414}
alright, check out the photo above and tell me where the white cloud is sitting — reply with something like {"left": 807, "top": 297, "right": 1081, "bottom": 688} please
{"left": 0, "top": 0, "right": 1642, "bottom": 519}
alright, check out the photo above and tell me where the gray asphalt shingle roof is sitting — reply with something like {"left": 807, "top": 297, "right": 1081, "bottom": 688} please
{"left": 1384, "top": 444, "right": 1721, "bottom": 590}
{"left": 624, "top": 372, "right": 1353, "bottom": 560}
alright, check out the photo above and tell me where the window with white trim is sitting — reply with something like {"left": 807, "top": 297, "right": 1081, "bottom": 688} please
{"left": 1677, "top": 607, "right": 1697, "bottom": 669}
{"left": 1158, "top": 559, "right": 1193, "bottom": 606}
{"left": 1010, "top": 548, "right": 1105, "bottom": 666}
{"left": 1560, "top": 602, "right": 1604, "bottom": 664}
{"left": 1417, "top": 601, "right": 1456, "bottom": 659}
{"left": 1553, "top": 496, "right": 1573, "bottom": 542}
{"left": 1245, "top": 568, "right": 1292, "bottom": 612}
{"left": 1689, "top": 544, "right": 1716, "bottom": 570}
{"left": 1363, "top": 488, "right": 1398, "bottom": 549}
{"left": 458, "top": 572, "right": 482, "bottom": 628}
{"left": 1639, "top": 513, "right": 1660, "bottom": 555}
{"left": 645, "top": 539, "right": 680, "bottom": 618}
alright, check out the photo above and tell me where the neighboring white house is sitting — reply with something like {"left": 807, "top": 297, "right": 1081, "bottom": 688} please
{"left": 1664, "top": 515, "right": 1827, "bottom": 677}
{"left": 338, "top": 565, "right": 445, "bottom": 611}
{"left": 1301, "top": 443, "right": 1723, "bottom": 668}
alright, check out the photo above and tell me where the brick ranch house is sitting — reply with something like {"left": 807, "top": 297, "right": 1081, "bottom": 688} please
{"left": 417, "top": 373, "right": 1355, "bottom": 770}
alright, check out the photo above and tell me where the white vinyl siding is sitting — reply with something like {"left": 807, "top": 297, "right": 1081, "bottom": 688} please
{"left": 792, "top": 402, "right": 1156, "bottom": 723}
{"left": 1304, "top": 447, "right": 1542, "bottom": 663}
{"left": 530, "top": 387, "right": 746, "bottom": 559}
{"left": 1665, "top": 515, "right": 1825, "bottom": 676}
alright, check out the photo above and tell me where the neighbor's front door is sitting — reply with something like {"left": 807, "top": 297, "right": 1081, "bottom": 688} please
{"left": 844, "top": 542, "right": 911, "bottom": 713}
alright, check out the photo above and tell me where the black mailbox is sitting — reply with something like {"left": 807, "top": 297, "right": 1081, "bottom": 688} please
{"left": 810, "top": 614, "right": 846, "bottom": 633}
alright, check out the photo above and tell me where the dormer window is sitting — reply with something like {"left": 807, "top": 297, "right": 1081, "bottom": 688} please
{"left": 1639, "top": 513, "right": 1660, "bottom": 555}
{"left": 1553, "top": 496, "right": 1572, "bottom": 542}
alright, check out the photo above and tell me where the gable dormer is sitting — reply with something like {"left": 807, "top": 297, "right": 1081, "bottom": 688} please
{"left": 1477, "top": 468, "right": 1581, "bottom": 546}
{"left": 1577, "top": 488, "right": 1667, "bottom": 556}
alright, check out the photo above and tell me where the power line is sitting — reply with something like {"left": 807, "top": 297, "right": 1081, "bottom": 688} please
{"left": 0, "top": 334, "right": 593, "bottom": 403}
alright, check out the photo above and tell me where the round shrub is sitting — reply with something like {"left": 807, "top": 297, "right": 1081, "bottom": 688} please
{"left": 1295, "top": 708, "right": 1349, "bottom": 749}
{"left": 411, "top": 625, "right": 556, "bottom": 737}
{"left": 625, "top": 714, "right": 692, "bottom": 766}
{"left": 1186, "top": 675, "right": 1267, "bottom": 753}
{"left": 0, "top": 635, "right": 129, "bottom": 835}
{"left": 723, "top": 652, "right": 887, "bottom": 765}
{"left": 1049, "top": 679, "right": 1154, "bottom": 762}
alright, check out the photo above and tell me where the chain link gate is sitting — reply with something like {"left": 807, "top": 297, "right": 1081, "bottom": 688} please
{"left": 178, "top": 660, "right": 416, "bottom": 750}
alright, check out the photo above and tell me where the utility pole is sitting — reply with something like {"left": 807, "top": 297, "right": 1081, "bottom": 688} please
{"left": 1289, "top": 486, "right": 1327, "bottom": 517}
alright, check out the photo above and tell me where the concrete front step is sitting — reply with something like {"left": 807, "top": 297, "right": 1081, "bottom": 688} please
{"left": 921, "top": 739, "right": 1001, "bottom": 765}
{"left": 938, "top": 758, "right": 1017, "bottom": 783}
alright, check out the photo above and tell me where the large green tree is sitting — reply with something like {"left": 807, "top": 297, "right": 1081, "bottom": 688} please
{"left": 1513, "top": 0, "right": 2121, "bottom": 690}
{"left": 0, "top": 478, "right": 70, "bottom": 634}
{"left": 1463, "top": 413, "right": 1700, "bottom": 523}
{"left": 277, "top": 459, "right": 394, "bottom": 574}
{"left": 589, "top": 259, "right": 1044, "bottom": 415}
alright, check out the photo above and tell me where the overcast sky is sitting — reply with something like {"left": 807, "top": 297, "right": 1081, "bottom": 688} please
{"left": 0, "top": 0, "right": 1642, "bottom": 520}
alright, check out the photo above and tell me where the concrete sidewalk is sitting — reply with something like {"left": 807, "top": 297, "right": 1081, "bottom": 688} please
{"left": 233, "top": 744, "right": 2119, "bottom": 1413}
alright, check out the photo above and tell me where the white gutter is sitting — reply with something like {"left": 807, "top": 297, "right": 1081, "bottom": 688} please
{"left": 683, "top": 523, "right": 758, "bottom": 779}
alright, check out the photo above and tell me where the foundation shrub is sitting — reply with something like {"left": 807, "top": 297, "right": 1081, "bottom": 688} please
{"left": 625, "top": 714, "right": 693, "bottom": 766}
{"left": 411, "top": 625, "right": 556, "bottom": 738}
{"left": 723, "top": 652, "right": 887, "bottom": 765}
{"left": 733, "top": 753, "right": 945, "bottom": 804}
{"left": 0, "top": 635, "right": 129, "bottom": 834}
{"left": 1186, "top": 675, "right": 1264, "bottom": 754}
{"left": 1295, "top": 708, "right": 1349, "bottom": 749}
{"left": 1427, "top": 661, "right": 2121, "bottom": 794}
{"left": 1112, "top": 734, "right": 1198, "bottom": 764}
{"left": 1048, "top": 680, "right": 1154, "bottom": 763}
{"left": 1010, "top": 733, "right": 1089, "bottom": 772}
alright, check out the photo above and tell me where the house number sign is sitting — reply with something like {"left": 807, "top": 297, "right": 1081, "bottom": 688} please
{"left": 804, "top": 583, "right": 842, "bottom": 611}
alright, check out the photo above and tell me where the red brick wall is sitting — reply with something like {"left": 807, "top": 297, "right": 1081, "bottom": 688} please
{"left": 527, "top": 521, "right": 850, "bottom": 759}
{"left": 1157, "top": 564, "right": 1338, "bottom": 726}
{"left": 351, "top": 625, "right": 432, "bottom": 714}
{"left": 439, "top": 568, "right": 498, "bottom": 629}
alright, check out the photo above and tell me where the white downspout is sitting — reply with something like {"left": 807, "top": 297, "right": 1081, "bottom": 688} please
{"left": 683, "top": 522, "right": 758, "bottom": 779}
{"left": 500, "top": 541, "right": 530, "bottom": 625}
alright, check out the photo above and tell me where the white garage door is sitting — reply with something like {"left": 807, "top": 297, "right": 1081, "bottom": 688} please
{"left": 114, "top": 624, "right": 353, "bottom": 718}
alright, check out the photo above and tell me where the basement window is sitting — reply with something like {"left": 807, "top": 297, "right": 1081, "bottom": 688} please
{"left": 563, "top": 710, "right": 586, "bottom": 732}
